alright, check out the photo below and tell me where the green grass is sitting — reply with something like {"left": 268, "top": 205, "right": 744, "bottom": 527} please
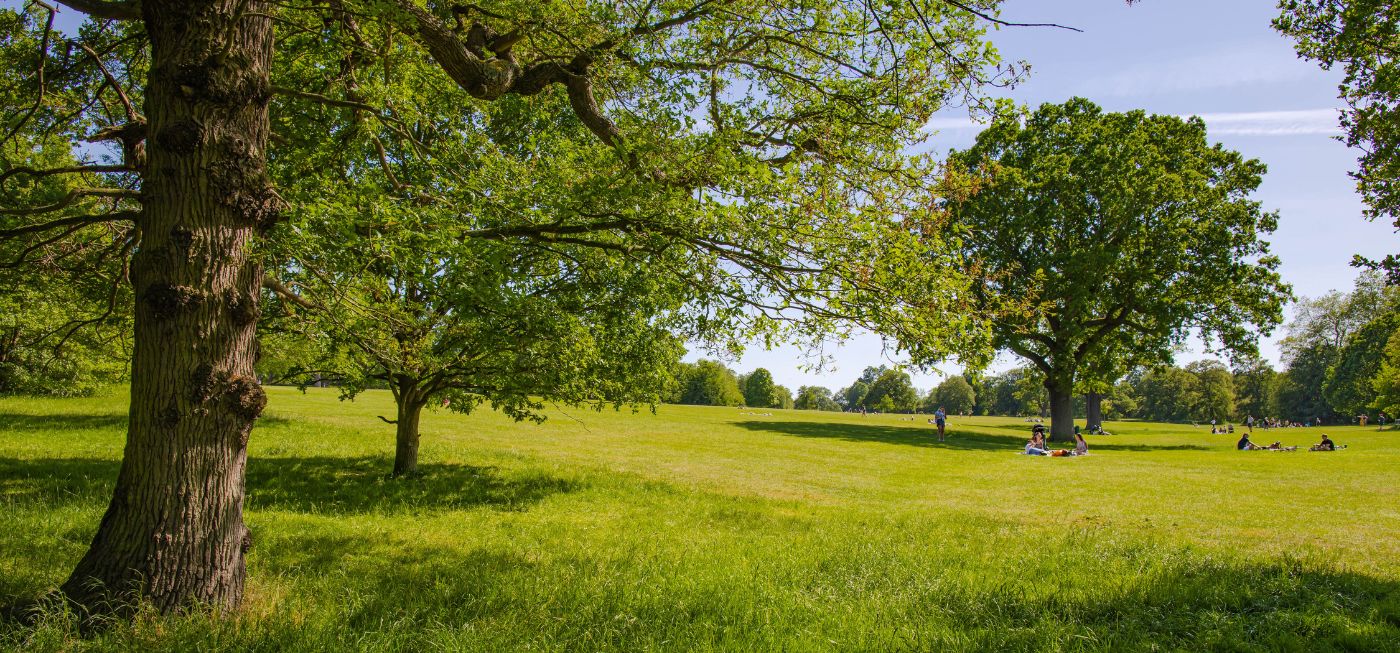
{"left": 3, "top": 387, "right": 1400, "bottom": 651}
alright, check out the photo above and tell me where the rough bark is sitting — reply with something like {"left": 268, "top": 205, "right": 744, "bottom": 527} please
{"left": 1085, "top": 392, "right": 1103, "bottom": 430}
{"left": 61, "top": 0, "right": 277, "bottom": 615}
{"left": 1047, "top": 379, "right": 1075, "bottom": 443}
{"left": 393, "top": 383, "right": 426, "bottom": 477}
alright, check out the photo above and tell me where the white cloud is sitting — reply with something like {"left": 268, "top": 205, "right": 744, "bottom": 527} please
{"left": 1187, "top": 108, "right": 1342, "bottom": 136}
{"left": 923, "top": 115, "right": 985, "bottom": 132}
{"left": 1080, "top": 43, "right": 1315, "bottom": 97}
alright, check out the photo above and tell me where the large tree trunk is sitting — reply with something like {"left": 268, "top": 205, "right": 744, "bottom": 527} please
{"left": 393, "top": 380, "right": 427, "bottom": 477}
{"left": 1046, "top": 378, "right": 1075, "bottom": 443}
{"left": 61, "top": 0, "right": 277, "bottom": 615}
{"left": 1085, "top": 392, "right": 1103, "bottom": 430}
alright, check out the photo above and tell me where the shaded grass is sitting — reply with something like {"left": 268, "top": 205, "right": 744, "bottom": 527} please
{"left": 2, "top": 388, "right": 1399, "bottom": 651}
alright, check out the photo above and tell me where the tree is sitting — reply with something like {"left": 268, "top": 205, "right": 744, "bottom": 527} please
{"left": 794, "top": 385, "right": 838, "bottom": 411}
{"left": 939, "top": 98, "right": 1289, "bottom": 440}
{"left": 0, "top": 0, "right": 1026, "bottom": 613}
{"left": 1012, "top": 366, "right": 1049, "bottom": 417}
{"left": 1276, "top": 340, "right": 1341, "bottom": 423}
{"left": 1137, "top": 367, "right": 1199, "bottom": 423}
{"left": 280, "top": 208, "right": 685, "bottom": 476}
{"left": 1102, "top": 381, "right": 1139, "bottom": 420}
{"left": 1276, "top": 2, "right": 1400, "bottom": 278}
{"left": 743, "top": 368, "right": 778, "bottom": 409}
{"left": 864, "top": 368, "right": 919, "bottom": 413}
{"left": 934, "top": 376, "right": 976, "bottom": 414}
{"left": 839, "top": 380, "right": 871, "bottom": 411}
{"left": 1186, "top": 360, "right": 1236, "bottom": 424}
{"left": 1371, "top": 329, "right": 1400, "bottom": 420}
{"left": 1232, "top": 357, "right": 1279, "bottom": 421}
{"left": 1324, "top": 314, "right": 1398, "bottom": 417}
{"left": 771, "top": 385, "right": 794, "bottom": 410}
{"left": 676, "top": 360, "right": 745, "bottom": 407}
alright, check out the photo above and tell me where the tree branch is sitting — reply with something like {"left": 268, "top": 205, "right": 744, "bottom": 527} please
{"left": 52, "top": 0, "right": 141, "bottom": 21}
{"left": 0, "top": 188, "right": 140, "bottom": 216}
{"left": 0, "top": 209, "right": 138, "bottom": 238}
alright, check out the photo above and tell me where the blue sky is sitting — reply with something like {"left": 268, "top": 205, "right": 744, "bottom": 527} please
{"left": 699, "top": 0, "right": 1397, "bottom": 394}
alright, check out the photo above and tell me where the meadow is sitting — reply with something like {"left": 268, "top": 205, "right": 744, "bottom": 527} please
{"left": 2, "top": 386, "right": 1399, "bottom": 651}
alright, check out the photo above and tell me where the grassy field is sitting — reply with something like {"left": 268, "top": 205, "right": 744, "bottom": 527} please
{"left": 3, "top": 387, "right": 1400, "bottom": 651}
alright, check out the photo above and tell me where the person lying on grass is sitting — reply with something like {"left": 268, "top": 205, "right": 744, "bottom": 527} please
{"left": 1238, "top": 434, "right": 1297, "bottom": 451}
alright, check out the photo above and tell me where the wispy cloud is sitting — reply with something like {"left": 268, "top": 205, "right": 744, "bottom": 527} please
{"left": 923, "top": 116, "right": 985, "bottom": 132}
{"left": 924, "top": 109, "right": 1342, "bottom": 137}
{"left": 1187, "top": 109, "right": 1342, "bottom": 136}
{"left": 1078, "top": 44, "right": 1315, "bottom": 97}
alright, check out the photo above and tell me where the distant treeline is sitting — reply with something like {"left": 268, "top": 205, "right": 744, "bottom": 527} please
{"left": 672, "top": 272, "right": 1400, "bottom": 424}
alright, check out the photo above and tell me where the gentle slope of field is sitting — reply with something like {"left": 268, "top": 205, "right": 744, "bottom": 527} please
{"left": 3, "top": 387, "right": 1400, "bottom": 651}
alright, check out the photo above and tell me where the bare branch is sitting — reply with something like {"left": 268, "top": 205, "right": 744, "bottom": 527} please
{"left": 52, "top": 0, "right": 141, "bottom": 21}
{"left": 78, "top": 42, "right": 140, "bottom": 123}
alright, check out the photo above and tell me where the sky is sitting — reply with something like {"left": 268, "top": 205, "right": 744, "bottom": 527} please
{"left": 691, "top": 0, "right": 1396, "bottom": 394}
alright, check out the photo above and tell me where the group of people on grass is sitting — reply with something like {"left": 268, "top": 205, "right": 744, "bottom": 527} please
{"left": 1237, "top": 432, "right": 1345, "bottom": 452}
{"left": 1023, "top": 424, "right": 1089, "bottom": 457}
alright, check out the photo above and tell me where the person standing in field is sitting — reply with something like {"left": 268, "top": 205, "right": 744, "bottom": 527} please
{"left": 1246, "top": 415, "right": 1255, "bottom": 432}
{"left": 934, "top": 406, "right": 947, "bottom": 442}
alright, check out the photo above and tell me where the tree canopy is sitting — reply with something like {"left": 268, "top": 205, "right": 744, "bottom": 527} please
{"left": 0, "top": 0, "right": 1030, "bottom": 613}
{"left": 936, "top": 98, "right": 1291, "bottom": 439}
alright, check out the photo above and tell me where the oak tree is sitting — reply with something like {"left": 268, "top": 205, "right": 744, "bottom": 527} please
{"left": 939, "top": 98, "right": 1290, "bottom": 441}
{"left": 1, "top": 0, "right": 1036, "bottom": 613}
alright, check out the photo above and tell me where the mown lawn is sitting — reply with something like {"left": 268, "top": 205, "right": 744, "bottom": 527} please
{"left": 3, "top": 386, "right": 1399, "bottom": 651}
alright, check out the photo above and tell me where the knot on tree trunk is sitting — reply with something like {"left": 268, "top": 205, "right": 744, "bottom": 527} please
{"left": 142, "top": 283, "right": 203, "bottom": 320}
{"left": 154, "top": 118, "right": 205, "bottom": 154}
{"left": 224, "top": 375, "right": 267, "bottom": 421}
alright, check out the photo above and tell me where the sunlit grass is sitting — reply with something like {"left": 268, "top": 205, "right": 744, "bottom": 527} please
{"left": 3, "top": 386, "right": 1399, "bottom": 651}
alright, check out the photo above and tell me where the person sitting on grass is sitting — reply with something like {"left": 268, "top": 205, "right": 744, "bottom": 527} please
{"left": 1309, "top": 434, "right": 1346, "bottom": 451}
{"left": 1237, "top": 433, "right": 1256, "bottom": 450}
{"left": 1073, "top": 432, "right": 1089, "bottom": 456}
{"left": 1025, "top": 431, "right": 1050, "bottom": 456}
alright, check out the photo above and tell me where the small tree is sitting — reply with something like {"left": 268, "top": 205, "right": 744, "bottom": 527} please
{"left": 678, "top": 360, "right": 745, "bottom": 407}
{"left": 744, "top": 369, "right": 778, "bottom": 409}
{"left": 1187, "top": 361, "right": 1236, "bottom": 424}
{"left": 865, "top": 368, "right": 919, "bottom": 413}
{"left": 934, "top": 376, "right": 976, "bottom": 414}
{"left": 771, "top": 385, "right": 794, "bottom": 410}
{"left": 794, "top": 385, "right": 840, "bottom": 411}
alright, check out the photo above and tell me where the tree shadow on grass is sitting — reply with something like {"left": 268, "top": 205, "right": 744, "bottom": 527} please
{"left": 734, "top": 421, "right": 1211, "bottom": 452}
{"left": 0, "top": 411, "right": 126, "bottom": 432}
{"left": 0, "top": 454, "right": 582, "bottom": 517}
{"left": 0, "top": 411, "right": 292, "bottom": 434}
{"left": 245, "top": 456, "right": 583, "bottom": 515}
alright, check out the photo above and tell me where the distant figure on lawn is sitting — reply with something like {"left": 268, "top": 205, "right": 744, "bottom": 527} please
{"left": 1246, "top": 415, "right": 1255, "bottom": 432}
{"left": 933, "top": 406, "right": 947, "bottom": 442}
{"left": 1074, "top": 433, "right": 1089, "bottom": 456}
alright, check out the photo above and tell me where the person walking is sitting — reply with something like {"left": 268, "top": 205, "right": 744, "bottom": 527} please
{"left": 934, "top": 406, "right": 947, "bottom": 442}
{"left": 1245, "top": 415, "right": 1255, "bottom": 432}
